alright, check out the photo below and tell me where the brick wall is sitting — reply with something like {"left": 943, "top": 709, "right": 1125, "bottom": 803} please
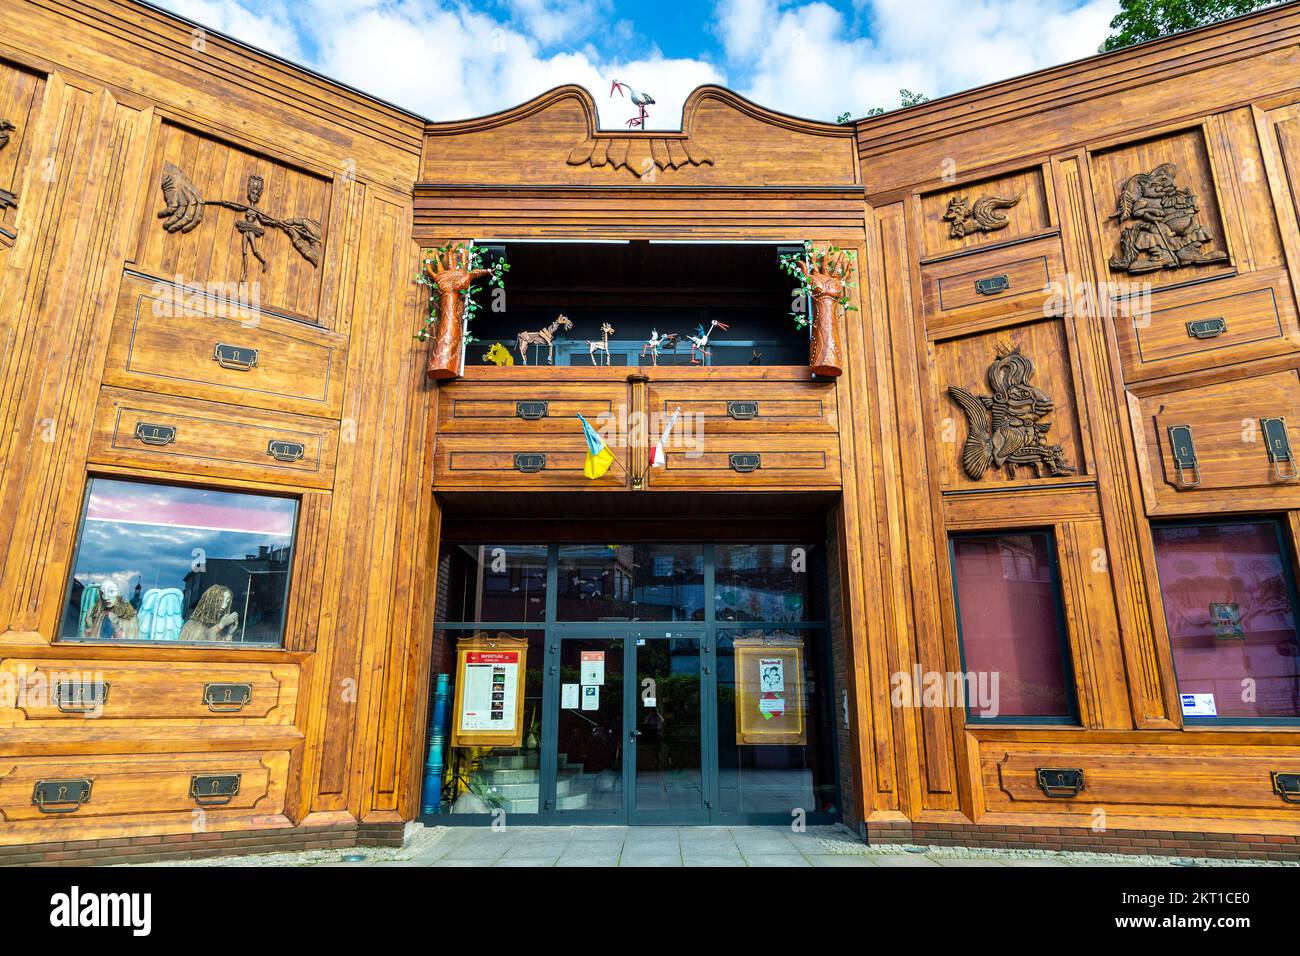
{"left": 866, "top": 820, "right": 1300, "bottom": 862}
{"left": 0, "top": 821, "right": 406, "bottom": 867}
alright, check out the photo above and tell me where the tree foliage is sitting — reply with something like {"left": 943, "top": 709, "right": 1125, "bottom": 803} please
{"left": 1100, "top": 0, "right": 1282, "bottom": 52}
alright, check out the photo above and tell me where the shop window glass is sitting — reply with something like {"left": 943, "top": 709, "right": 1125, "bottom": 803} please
{"left": 715, "top": 543, "right": 820, "bottom": 622}
{"left": 61, "top": 478, "right": 296, "bottom": 646}
{"left": 950, "top": 531, "right": 1075, "bottom": 721}
{"left": 557, "top": 544, "right": 703, "bottom": 621}
{"left": 436, "top": 545, "right": 547, "bottom": 623}
{"left": 1152, "top": 520, "right": 1300, "bottom": 721}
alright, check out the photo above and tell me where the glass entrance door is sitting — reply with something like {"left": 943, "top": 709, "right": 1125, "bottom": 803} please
{"left": 630, "top": 630, "right": 710, "bottom": 823}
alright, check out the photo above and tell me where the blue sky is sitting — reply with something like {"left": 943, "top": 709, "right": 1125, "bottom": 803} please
{"left": 158, "top": 0, "right": 1121, "bottom": 127}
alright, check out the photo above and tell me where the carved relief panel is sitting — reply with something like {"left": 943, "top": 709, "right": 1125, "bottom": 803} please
{"left": 918, "top": 166, "right": 1053, "bottom": 259}
{"left": 931, "top": 317, "right": 1089, "bottom": 490}
{"left": 0, "top": 60, "right": 45, "bottom": 240}
{"left": 135, "top": 122, "right": 332, "bottom": 323}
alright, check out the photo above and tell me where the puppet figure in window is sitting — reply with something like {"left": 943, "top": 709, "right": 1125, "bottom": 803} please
{"left": 482, "top": 342, "right": 514, "bottom": 366}
{"left": 79, "top": 581, "right": 139, "bottom": 640}
{"left": 686, "top": 321, "right": 728, "bottom": 365}
{"left": 587, "top": 323, "right": 615, "bottom": 365}
{"left": 946, "top": 344, "right": 1075, "bottom": 481}
{"left": 137, "top": 588, "right": 185, "bottom": 642}
{"left": 179, "top": 585, "right": 240, "bottom": 642}
{"left": 641, "top": 329, "right": 678, "bottom": 365}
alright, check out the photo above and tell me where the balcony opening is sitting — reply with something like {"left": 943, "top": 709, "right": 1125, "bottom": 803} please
{"left": 466, "top": 240, "right": 807, "bottom": 367}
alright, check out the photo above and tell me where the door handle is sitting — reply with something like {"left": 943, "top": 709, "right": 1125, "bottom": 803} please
{"left": 629, "top": 730, "right": 641, "bottom": 742}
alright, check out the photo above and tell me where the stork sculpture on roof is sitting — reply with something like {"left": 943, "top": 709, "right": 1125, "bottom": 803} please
{"left": 610, "top": 80, "right": 654, "bottom": 128}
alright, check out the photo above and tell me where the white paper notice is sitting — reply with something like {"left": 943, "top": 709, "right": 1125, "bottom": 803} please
{"left": 582, "top": 685, "right": 600, "bottom": 710}
{"left": 459, "top": 651, "right": 519, "bottom": 732}
{"left": 759, "top": 658, "right": 785, "bottom": 693}
{"left": 580, "top": 650, "right": 605, "bottom": 686}
{"left": 562, "top": 683, "right": 580, "bottom": 709}
{"left": 1180, "top": 693, "right": 1217, "bottom": 717}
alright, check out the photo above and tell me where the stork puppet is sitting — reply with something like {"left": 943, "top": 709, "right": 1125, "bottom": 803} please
{"left": 610, "top": 80, "right": 654, "bottom": 128}
{"left": 686, "top": 321, "right": 728, "bottom": 365}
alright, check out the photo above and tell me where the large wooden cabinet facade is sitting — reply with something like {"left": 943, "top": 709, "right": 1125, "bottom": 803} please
{"left": 3, "top": 0, "right": 1300, "bottom": 854}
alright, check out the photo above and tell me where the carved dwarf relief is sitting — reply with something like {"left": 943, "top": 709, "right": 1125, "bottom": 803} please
{"left": 944, "top": 193, "right": 1020, "bottom": 239}
{"left": 157, "top": 162, "right": 323, "bottom": 281}
{"left": 947, "top": 344, "right": 1075, "bottom": 480}
{"left": 0, "top": 119, "right": 18, "bottom": 211}
{"left": 1107, "top": 163, "right": 1227, "bottom": 273}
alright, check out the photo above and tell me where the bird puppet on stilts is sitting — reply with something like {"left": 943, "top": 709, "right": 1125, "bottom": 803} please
{"left": 610, "top": 80, "right": 654, "bottom": 128}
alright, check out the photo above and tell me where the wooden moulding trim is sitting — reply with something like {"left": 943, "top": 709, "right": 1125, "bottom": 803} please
{"left": 423, "top": 83, "right": 858, "bottom": 140}
{"left": 855, "top": 5, "right": 1300, "bottom": 154}
{"left": 414, "top": 184, "right": 866, "bottom": 195}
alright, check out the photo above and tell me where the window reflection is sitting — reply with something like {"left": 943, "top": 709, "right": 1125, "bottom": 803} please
{"left": 557, "top": 544, "right": 703, "bottom": 621}
{"left": 715, "top": 544, "right": 819, "bottom": 622}
{"left": 62, "top": 479, "right": 296, "bottom": 646}
{"left": 436, "top": 544, "right": 547, "bottom": 623}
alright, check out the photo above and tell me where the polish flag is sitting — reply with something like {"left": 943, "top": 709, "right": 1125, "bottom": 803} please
{"left": 649, "top": 407, "right": 682, "bottom": 468}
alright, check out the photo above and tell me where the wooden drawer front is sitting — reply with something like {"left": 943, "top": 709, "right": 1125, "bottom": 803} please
{"left": 0, "top": 658, "right": 297, "bottom": 725}
{"left": 1141, "top": 370, "right": 1300, "bottom": 501}
{"left": 438, "top": 381, "right": 627, "bottom": 434}
{"left": 104, "top": 277, "right": 345, "bottom": 418}
{"left": 644, "top": 434, "right": 841, "bottom": 491}
{"left": 646, "top": 380, "right": 837, "bottom": 434}
{"left": 0, "top": 751, "right": 288, "bottom": 824}
{"left": 1117, "top": 276, "right": 1297, "bottom": 381}
{"left": 985, "top": 746, "right": 1300, "bottom": 812}
{"left": 434, "top": 433, "right": 628, "bottom": 490}
{"left": 921, "top": 235, "right": 1065, "bottom": 331}
{"left": 90, "top": 387, "right": 337, "bottom": 489}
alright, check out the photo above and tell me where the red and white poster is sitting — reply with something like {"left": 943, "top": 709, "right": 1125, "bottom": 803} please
{"left": 459, "top": 650, "right": 519, "bottom": 733}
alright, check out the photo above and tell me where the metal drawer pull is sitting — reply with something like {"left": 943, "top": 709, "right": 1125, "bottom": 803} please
{"left": 727, "top": 401, "right": 759, "bottom": 420}
{"left": 974, "top": 274, "right": 1009, "bottom": 296}
{"left": 729, "top": 453, "right": 761, "bottom": 473}
{"left": 1186, "top": 317, "right": 1226, "bottom": 339}
{"left": 32, "top": 778, "right": 93, "bottom": 814}
{"left": 134, "top": 421, "right": 176, "bottom": 446}
{"left": 1272, "top": 772, "right": 1300, "bottom": 804}
{"left": 516, "top": 401, "right": 548, "bottom": 420}
{"left": 213, "top": 342, "right": 258, "bottom": 371}
{"left": 190, "top": 774, "right": 241, "bottom": 806}
{"left": 267, "top": 440, "right": 305, "bottom": 463}
{"left": 514, "top": 453, "right": 546, "bottom": 473}
{"left": 1166, "top": 424, "right": 1200, "bottom": 488}
{"left": 203, "top": 682, "right": 252, "bottom": 713}
{"left": 1261, "top": 417, "right": 1298, "bottom": 481}
{"left": 1036, "top": 768, "right": 1084, "bottom": 798}
{"left": 54, "top": 680, "right": 110, "bottom": 713}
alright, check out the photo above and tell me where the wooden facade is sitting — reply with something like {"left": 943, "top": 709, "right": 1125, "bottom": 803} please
{"left": 4, "top": 0, "right": 1300, "bottom": 857}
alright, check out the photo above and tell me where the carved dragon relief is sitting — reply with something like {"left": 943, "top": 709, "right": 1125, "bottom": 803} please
{"left": 1107, "top": 162, "right": 1227, "bottom": 274}
{"left": 943, "top": 193, "right": 1020, "bottom": 239}
{"left": 566, "top": 135, "right": 713, "bottom": 176}
{"left": 157, "top": 161, "right": 323, "bottom": 281}
{"left": 947, "top": 344, "right": 1076, "bottom": 481}
{"left": 0, "top": 119, "right": 19, "bottom": 213}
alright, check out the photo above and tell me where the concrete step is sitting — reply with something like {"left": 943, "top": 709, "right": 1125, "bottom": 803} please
{"left": 479, "top": 752, "right": 539, "bottom": 771}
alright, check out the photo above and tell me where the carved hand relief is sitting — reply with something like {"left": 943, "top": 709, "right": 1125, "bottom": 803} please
{"left": 944, "top": 193, "right": 1020, "bottom": 239}
{"left": 1107, "top": 163, "right": 1227, "bottom": 274}
{"left": 0, "top": 119, "right": 18, "bottom": 211}
{"left": 157, "top": 162, "right": 323, "bottom": 281}
{"left": 566, "top": 135, "right": 713, "bottom": 177}
{"left": 947, "top": 344, "right": 1075, "bottom": 480}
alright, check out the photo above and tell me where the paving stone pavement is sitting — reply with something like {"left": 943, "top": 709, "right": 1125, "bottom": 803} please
{"left": 138, "top": 823, "right": 1298, "bottom": 867}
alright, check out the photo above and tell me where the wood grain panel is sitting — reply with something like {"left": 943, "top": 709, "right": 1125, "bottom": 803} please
{"left": 920, "top": 234, "right": 1066, "bottom": 335}
{"left": 434, "top": 432, "right": 629, "bottom": 491}
{"left": 436, "top": 380, "right": 628, "bottom": 434}
{"left": 644, "top": 433, "right": 841, "bottom": 491}
{"left": 0, "top": 58, "right": 44, "bottom": 237}
{"left": 646, "top": 378, "right": 838, "bottom": 434}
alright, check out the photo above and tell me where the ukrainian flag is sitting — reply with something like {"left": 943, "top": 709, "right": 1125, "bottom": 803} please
{"left": 577, "top": 413, "right": 616, "bottom": 479}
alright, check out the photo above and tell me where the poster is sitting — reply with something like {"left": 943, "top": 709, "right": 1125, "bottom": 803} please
{"left": 580, "top": 650, "right": 605, "bottom": 686}
{"left": 582, "top": 685, "right": 600, "bottom": 710}
{"left": 1181, "top": 693, "right": 1217, "bottom": 717}
{"left": 459, "top": 650, "right": 519, "bottom": 732}
{"left": 561, "top": 683, "right": 580, "bottom": 709}
{"left": 733, "top": 637, "right": 806, "bottom": 746}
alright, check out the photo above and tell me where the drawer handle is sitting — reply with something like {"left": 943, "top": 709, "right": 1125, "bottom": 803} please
{"left": 974, "top": 274, "right": 1010, "bottom": 296}
{"left": 514, "top": 453, "right": 546, "bottom": 473}
{"left": 1166, "top": 424, "right": 1200, "bottom": 488}
{"left": 1036, "top": 767, "right": 1084, "bottom": 798}
{"left": 729, "top": 453, "right": 761, "bottom": 473}
{"left": 1261, "top": 417, "right": 1298, "bottom": 481}
{"left": 190, "top": 773, "right": 241, "bottom": 806}
{"left": 213, "top": 342, "right": 259, "bottom": 371}
{"left": 203, "top": 682, "right": 252, "bottom": 713}
{"left": 516, "top": 401, "right": 549, "bottom": 420}
{"left": 727, "top": 401, "right": 759, "bottom": 420}
{"left": 134, "top": 421, "right": 176, "bottom": 446}
{"left": 32, "top": 778, "right": 93, "bottom": 814}
{"left": 267, "top": 440, "right": 305, "bottom": 463}
{"left": 54, "top": 680, "right": 110, "bottom": 713}
{"left": 1272, "top": 772, "right": 1300, "bottom": 804}
{"left": 1186, "top": 317, "right": 1227, "bottom": 340}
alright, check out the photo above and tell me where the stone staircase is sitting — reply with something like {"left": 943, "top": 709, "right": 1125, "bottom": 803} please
{"left": 472, "top": 751, "right": 619, "bottom": 813}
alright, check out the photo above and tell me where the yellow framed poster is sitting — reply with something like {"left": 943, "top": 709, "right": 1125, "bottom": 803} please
{"left": 449, "top": 632, "right": 529, "bottom": 748}
{"left": 733, "top": 635, "right": 806, "bottom": 746}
